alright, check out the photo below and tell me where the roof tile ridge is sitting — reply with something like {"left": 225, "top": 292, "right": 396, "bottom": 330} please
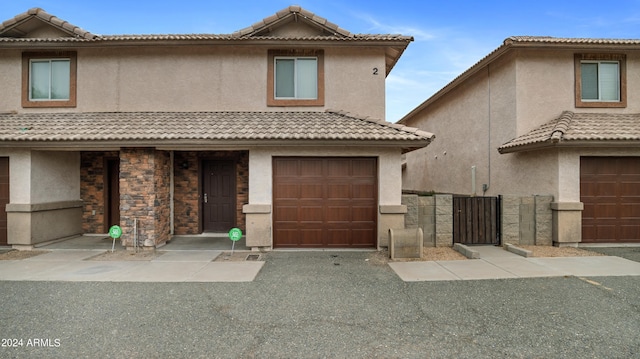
{"left": 325, "top": 109, "right": 434, "bottom": 139}
{"left": 550, "top": 111, "right": 574, "bottom": 143}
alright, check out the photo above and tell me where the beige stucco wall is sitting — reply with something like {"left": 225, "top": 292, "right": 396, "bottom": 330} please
{"left": 245, "top": 146, "right": 404, "bottom": 249}
{"left": 0, "top": 45, "right": 387, "bottom": 120}
{"left": 403, "top": 48, "right": 640, "bottom": 200}
{"left": 0, "top": 150, "right": 82, "bottom": 246}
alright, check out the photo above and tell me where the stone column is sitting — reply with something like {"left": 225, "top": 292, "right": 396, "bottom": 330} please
{"left": 434, "top": 194, "right": 452, "bottom": 247}
{"left": 119, "top": 148, "right": 171, "bottom": 249}
{"left": 552, "top": 202, "right": 584, "bottom": 247}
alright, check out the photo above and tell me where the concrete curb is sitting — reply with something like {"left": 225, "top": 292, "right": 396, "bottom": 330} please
{"left": 505, "top": 243, "right": 533, "bottom": 257}
{"left": 453, "top": 243, "right": 480, "bottom": 259}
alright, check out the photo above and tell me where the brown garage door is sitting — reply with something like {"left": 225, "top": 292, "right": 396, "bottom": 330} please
{"left": 273, "top": 157, "right": 377, "bottom": 248}
{"left": 581, "top": 157, "right": 640, "bottom": 243}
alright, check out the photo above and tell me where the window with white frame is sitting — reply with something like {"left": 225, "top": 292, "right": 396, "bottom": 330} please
{"left": 275, "top": 57, "right": 318, "bottom": 99}
{"left": 29, "top": 58, "right": 71, "bottom": 100}
{"left": 268, "top": 50, "right": 324, "bottom": 107}
{"left": 574, "top": 54, "right": 626, "bottom": 108}
{"left": 580, "top": 60, "right": 619, "bottom": 101}
{"left": 22, "top": 52, "right": 77, "bottom": 108}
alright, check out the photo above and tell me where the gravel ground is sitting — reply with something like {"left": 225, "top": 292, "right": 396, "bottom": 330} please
{"left": 0, "top": 251, "right": 639, "bottom": 358}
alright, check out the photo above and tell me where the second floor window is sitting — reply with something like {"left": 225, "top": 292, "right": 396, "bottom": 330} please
{"left": 22, "top": 52, "right": 77, "bottom": 108}
{"left": 574, "top": 53, "right": 626, "bottom": 108}
{"left": 580, "top": 60, "right": 619, "bottom": 102}
{"left": 30, "top": 59, "right": 71, "bottom": 101}
{"left": 267, "top": 49, "right": 324, "bottom": 107}
{"left": 275, "top": 57, "right": 318, "bottom": 99}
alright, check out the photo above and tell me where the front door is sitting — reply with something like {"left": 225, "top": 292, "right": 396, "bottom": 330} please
{"left": 202, "top": 160, "right": 236, "bottom": 232}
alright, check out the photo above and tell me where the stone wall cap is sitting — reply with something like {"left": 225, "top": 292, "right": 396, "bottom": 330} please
{"left": 551, "top": 202, "right": 584, "bottom": 211}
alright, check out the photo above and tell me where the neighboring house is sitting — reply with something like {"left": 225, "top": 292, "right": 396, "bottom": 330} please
{"left": 0, "top": 7, "right": 433, "bottom": 250}
{"left": 400, "top": 36, "right": 640, "bottom": 246}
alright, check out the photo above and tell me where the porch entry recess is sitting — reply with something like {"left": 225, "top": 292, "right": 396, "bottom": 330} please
{"left": 273, "top": 157, "right": 378, "bottom": 248}
{"left": 453, "top": 195, "right": 501, "bottom": 245}
{"left": 202, "top": 160, "right": 236, "bottom": 232}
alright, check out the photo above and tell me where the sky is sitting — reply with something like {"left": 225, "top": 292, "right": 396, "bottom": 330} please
{"left": 2, "top": 0, "right": 639, "bottom": 121}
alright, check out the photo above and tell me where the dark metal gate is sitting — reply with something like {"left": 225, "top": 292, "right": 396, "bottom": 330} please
{"left": 453, "top": 196, "right": 501, "bottom": 245}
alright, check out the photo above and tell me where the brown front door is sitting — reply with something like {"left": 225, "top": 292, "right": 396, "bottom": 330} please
{"left": 581, "top": 157, "right": 640, "bottom": 243}
{"left": 202, "top": 160, "right": 236, "bottom": 232}
{"left": 273, "top": 157, "right": 377, "bottom": 248}
{"left": 105, "top": 159, "right": 120, "bottom": 231}
{"left": 0, "top": 157, "right": 8, "bottom": 245}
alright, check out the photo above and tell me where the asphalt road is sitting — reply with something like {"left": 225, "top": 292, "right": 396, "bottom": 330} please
{"left": 1, "top": 251, "right": 639, "bottom": 358}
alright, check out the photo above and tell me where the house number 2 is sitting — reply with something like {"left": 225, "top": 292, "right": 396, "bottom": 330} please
{"left": 372, "top": 67, "right": 379, "bottom": 75}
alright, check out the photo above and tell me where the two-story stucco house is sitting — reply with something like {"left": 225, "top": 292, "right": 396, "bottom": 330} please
{"left": 0, "top": 7, "right": 433, "bottom": 250}
{"left": 400, "top": 36, "right": 640, "bottom": 246}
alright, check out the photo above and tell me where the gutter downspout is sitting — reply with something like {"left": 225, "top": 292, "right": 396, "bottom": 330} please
{"left": 483, "top": 64, "right": 492, "bottom": 195}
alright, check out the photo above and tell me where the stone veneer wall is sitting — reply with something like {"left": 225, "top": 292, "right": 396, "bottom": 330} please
{"left": 119, "top": 148, "right": 171, "bottom": 247}
{"left": 80, "top": 151, "right": 119, "bottom": 233}
{"left": 173, "top": 151, "right": 248, "bottom": 234}
{"left": 153, "top": 150, "right": 171, "bottom": 245}
{"left": 403, "top": 193, "right": 553, "bottom": 247}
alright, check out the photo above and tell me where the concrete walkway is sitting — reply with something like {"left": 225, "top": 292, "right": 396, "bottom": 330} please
{"left": 0, "top": 249, "right": 264, "bottom": 282}
{"left": 389, "top": 245, "right": 640, "bottom": 281}
{"left": 1, "top": 238, "right": 640, "bottom": 282}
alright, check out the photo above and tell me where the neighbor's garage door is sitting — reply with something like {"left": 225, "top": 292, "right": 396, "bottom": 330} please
{"left": 581, "top": 157, "right": 640, "bottom": 243}
{"left": 273, "top": 157, "right": 377, "bottom": 248}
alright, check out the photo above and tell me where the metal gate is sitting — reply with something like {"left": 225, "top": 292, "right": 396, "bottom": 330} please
{"left": 453, "top": 196, "right": 501, "bottom": 245}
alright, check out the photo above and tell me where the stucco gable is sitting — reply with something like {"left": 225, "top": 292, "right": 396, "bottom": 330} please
{"left": 232, "top": 5, "right": 352, "bottom": 38}
{"left": 0, "top": 7, "right": 97, "bottom": 39}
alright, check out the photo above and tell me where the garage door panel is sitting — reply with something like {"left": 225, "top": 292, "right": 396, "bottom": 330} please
{"left": 620, "top": 183, "right": 640, "bottom": 195}
{"left": 275, "top": 206, "right": 299, "bottom": 220}
{"left": 620, "top": 204, "right": 640, "bottom": 218}
{"left": 275, "top": 184, "right": 299, "bottom": 199}
{"left": 300, "top": 206, "right": 324, "bottom": 222}
{"left": 300, "top": 184, "right": 323, "bottom": 199}
{"left": 274, "top": 157, "right": 377, "bottom": 248}
{"left": 353, "top": 183, "right": 376, "bottom": 198}
{"left": 351, "top": 229, "right": 376, "bottom": 245}
{"left": 300, "top": 160, "right": 324, "bottom": 177}
{"left": 352, "top": 159, "right": 377, "bottom": 176}
{"left": 326, "top": 206, "right": 350, "bottom": 222}
{"left": 327, "top": 159, "right": 351, "bottom": 177}
{"left": 581, "top": 157, "right": 640, "bottom": 243}
{"left": 327, "top": 229, "right": 350, "bottom": 246}
{"left": 351, "top": 206, "right": 376, "bottom": 222}
{"left": 274, "top": 159, "right": 300, "bottom": 176}
{"left": 327, "top": 183, "right": 351, "bottom": 198}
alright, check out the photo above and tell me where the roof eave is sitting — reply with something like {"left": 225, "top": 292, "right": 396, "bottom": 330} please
{"left": 0, "top": 138, "right": 432, "bottom": 151}
{"left": 498, "top": 140, "right": 640, "bottom": 154}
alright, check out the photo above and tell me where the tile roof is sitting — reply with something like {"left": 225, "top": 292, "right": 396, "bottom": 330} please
{"left": 233, "top": 5, "right": 352, "bottom": 38}
{"left": 0, "top": 110, "right": 434, "bottom": 151}
{"left": 498, "top": 111, "right": 640, "bottom": 153}
{"left": 0, "top": 7, "right": 412, "bottom": 44}
{"left": 0, "top": 8, "right": 97, "bottom": 39}
{"left": 0, "top": 7, "right": 412, "bottom": 75}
